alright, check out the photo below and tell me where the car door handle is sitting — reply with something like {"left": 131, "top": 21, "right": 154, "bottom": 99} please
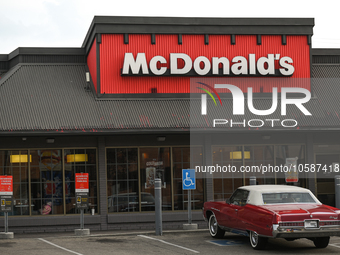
{"left": 234, "top": 209, "right": 238, "bottom": 212}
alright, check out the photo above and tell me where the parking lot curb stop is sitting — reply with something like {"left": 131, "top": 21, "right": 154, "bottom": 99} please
{"left": 183, "top": 224, "right": 198, "bottom": 230}
{"left": 74, "top": 229, "right": 90, "bottom": 236}
{"left": 0, "top": 232, "right": 14, "bottom": 239}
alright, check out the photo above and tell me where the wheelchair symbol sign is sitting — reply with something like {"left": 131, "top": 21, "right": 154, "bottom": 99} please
{"left": 182, "top": 169, "right": 196, "bottom": 190}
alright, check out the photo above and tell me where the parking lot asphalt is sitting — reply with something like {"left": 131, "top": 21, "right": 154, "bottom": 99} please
{"left": 1, "top": 229, "right": 340, "bottom": 255}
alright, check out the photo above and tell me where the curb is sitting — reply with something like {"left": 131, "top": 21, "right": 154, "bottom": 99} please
{"left": 11, "top": 228, "right": 209, "bottom": 239}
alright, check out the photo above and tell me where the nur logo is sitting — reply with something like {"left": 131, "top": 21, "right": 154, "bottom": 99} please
{"left": 197, "top": 82, "right": 223, "bottom": 115}
{"left": 198, "top": 82, "right": 311, "bottom": 117}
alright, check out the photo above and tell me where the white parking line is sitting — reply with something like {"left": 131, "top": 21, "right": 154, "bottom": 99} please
{"left": 138, "top": 234, "right": 200, "bottom": 253}
{"left": 38, "top": 238, "right": 83, "bottom": 255}
{"left": 330, "top": 243, "right": 340, "bottom": 248}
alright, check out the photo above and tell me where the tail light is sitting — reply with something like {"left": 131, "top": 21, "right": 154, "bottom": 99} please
{"left": 319, "top": 221, "right": 340, "bottom": 226}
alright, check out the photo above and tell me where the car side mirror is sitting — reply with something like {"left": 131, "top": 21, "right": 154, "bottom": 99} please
{"left": 225, "top": 198, "right": 230, "bottom": 204}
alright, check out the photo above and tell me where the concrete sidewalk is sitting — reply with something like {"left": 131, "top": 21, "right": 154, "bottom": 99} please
{"left": 11, "top": 227, "right": 208, "bottom": 239}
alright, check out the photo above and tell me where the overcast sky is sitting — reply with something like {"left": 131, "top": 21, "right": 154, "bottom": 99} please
{"left": 1, "top": 0, "right": 339, "bottom": 54}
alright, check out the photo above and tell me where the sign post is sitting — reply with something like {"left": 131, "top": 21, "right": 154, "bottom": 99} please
{"left": 0, "top": 176, "right": 14, "bottom": 239}
{"left": 182, "top": 169, "right": 197, "bottom": 230}
{"left": 154, "top": 178, "right": 162, "bottom": 236}
{"left": 74, "top": 173, "right": 90, "bottom": 236}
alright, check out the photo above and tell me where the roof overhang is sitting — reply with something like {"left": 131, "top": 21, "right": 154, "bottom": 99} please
{"left": 82, "top": 16, "right": 315, "bottom": 54}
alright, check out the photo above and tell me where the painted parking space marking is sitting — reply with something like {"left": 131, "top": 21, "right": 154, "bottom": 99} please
{"left": 38, "top": 238, "right": 83, "bottom": 255}
{"left": 138, "top": 235, "right": 200, "bottom": 253}
{"left": 207, "top": 239, "right": 247, "bottom": 246}
{"left": 330, "top": 243, "right": 340, "bottom": 248}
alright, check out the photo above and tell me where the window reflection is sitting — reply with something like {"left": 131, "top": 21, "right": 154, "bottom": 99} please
{"left": 107, "top": 148, "right": 139, "bottom": 212}
{"left": 140, "top": 147, "right": 171, "bottom": 211}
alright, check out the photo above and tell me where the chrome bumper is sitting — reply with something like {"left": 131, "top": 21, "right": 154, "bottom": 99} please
{"left": 272, "top": 224, "right": 340, "bottom": 238}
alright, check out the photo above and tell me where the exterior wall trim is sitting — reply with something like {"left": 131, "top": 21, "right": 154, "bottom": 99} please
{"left": 82, "top": 16, "right": 314, "bottom": 54}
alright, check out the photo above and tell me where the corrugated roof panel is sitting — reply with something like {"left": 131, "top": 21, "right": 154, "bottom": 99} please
{"left": 0, "top": 64, "right": 339, "bottom": 133}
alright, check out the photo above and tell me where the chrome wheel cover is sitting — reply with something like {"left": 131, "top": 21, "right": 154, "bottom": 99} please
{"left": 209, "top": 215, "right": 217, "bottom": 235}
{"left": 250, "top": 231, "right": 259, "bottom": 247}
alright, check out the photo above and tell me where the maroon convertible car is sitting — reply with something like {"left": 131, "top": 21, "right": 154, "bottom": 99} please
{"left": 203, "top": 185, "right": 340, "bottom": 249}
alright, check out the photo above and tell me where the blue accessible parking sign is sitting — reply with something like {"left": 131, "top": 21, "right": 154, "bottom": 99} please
{"left": 182, "top": 169, "right": 196, "bottom": 190}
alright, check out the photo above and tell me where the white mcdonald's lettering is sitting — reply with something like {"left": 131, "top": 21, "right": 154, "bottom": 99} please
{"left": 121, "top": 53, "right": 295, "bottom": 76}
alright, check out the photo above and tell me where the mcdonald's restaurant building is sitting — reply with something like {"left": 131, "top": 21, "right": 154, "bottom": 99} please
{"left": 1, "top": 16, "right": 340, "bottom": 233}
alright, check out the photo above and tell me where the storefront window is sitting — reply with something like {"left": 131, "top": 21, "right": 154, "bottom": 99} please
{"left": 30, "top": 150, "right": 63, "bottom": 215}
{"left": 140, "top": 147, "right": 171, "bottom": 211}
{"left": 64, "top": 149, "right": 97, "bottom": 214}
{"left": 212, "top": 146, "right": 243, "bottom": 200}
{"left": 173, "top": 147, "right": 204, "bottom": 210}
{"left": 212, "top": 145, "right": 306, "bottom": 199}
{"left": 107, "top": 148, "right": 139, "bottom": 212}
{"left": 244, "top": 145, "right": 275, "bottom": 185}
{"left": 313, "top": 144, "right": 340, "bottom": 207}
{"left": 107, "top": 147, "right": 204, "bottom": 213}
{"left": 0, "top": 150, "right": 29, "bottom": 216}
{"left": 0, "top": 148, "right": 97, "bottom": 216}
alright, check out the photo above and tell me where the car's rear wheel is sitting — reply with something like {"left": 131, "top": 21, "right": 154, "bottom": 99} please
{"left": 249, "top": 231, "right": 268, "bottom": 250}
{"left": 208, "top": 214, "right": 225, "bottom": 238}
{"left": 313, "top": 236, "right": 330, "bottom": 248}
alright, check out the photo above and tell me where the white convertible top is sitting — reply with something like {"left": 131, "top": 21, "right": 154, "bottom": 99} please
{"left": 238, "top": 185, "right": 321, "bottom": 206}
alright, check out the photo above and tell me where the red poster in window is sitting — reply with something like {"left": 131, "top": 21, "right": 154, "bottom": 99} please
{"left": 75, "top": 173, "right": 89, "bottom": 193}
{"left": 0, "top": 176, "right": 13, "bottom": 195}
